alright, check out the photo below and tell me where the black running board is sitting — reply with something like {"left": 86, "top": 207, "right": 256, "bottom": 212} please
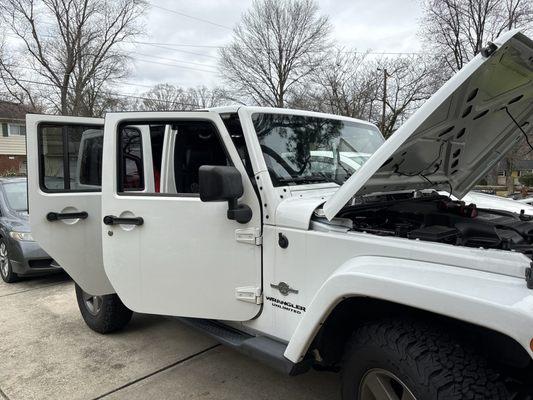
{"left": 178, "top": 317, "right": 312, "bottom": 375}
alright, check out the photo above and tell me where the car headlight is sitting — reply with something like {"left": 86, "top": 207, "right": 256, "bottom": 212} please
{"left": 9, "top": 231, "right": 34, "bottom": 241}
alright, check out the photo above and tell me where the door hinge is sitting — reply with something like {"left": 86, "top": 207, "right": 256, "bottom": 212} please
{"left": 235, "top": 228, "right": 262, "bottom": 245}
{"left": 236, "top": 286, "right": 263, "bottom": 304}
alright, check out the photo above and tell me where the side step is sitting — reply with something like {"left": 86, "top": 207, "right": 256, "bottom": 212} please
{"left": 178, "top": 317, "right": 312, "bottom": 375}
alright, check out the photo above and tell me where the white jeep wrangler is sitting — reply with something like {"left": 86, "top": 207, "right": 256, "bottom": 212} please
{"left": 27, "top": 30, "right": 533, "bottom": 399}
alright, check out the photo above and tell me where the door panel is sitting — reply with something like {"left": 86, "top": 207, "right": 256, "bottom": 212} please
{"left": 26, "top": 115, "right": 114, "bottom": 295}
{"left": 101, "top": 112, "right": 262, "bottom": 320}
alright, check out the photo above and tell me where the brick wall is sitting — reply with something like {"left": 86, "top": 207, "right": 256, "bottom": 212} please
{"left": 0, "top": 155, "right": 27, "bottom": 176}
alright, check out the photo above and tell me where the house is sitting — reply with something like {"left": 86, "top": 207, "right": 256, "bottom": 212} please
{"left": 0, "top": 101, "right": 31, "bottom": 175}
{"left": 497, "top": 159, "right": 533, "bottom": 185}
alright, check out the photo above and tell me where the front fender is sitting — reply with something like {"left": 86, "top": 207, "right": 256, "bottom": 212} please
{"left": 284, "top": 256, "right": 533, "bottom": 363}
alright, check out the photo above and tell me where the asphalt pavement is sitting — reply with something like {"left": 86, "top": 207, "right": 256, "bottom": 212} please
{"left": 0, "top": 273, "right": 338, "bottom": 399}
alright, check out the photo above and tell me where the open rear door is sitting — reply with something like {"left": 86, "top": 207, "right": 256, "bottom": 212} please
{"left": 26, "top": 115, "right": 114, "bottom": 295}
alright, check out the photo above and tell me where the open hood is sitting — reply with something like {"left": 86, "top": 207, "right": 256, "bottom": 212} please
{"left": 324, "top": 30, "right": 533, "bottom": 220}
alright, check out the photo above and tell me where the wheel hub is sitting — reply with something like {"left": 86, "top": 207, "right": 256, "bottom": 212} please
{"left": 82, "top": 292, "right": 103, "bottom": 316}
{"left": 359, "top": 368, "right": 417, "bottom": 400}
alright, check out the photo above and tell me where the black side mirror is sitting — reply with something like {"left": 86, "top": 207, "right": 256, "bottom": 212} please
{"left": 199, "top": 166, "right": 252, "bottom": 224}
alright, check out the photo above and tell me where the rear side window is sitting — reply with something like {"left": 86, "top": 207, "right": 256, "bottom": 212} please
{"left": 79, "top": 133, "right": 103, "bottom": 187}
{"left": 118, "top": 127, "right": 144, "bottom": 192}
{"left": 39, "top": 124, "right": 104, "bottom": 192}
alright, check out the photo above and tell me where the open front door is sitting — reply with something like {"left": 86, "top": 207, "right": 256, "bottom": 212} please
{"left": 26, "top": 115, "right": 114, "bottom": 295}
{"left": 101, "top": 112, "right": 262, "bottom": 321}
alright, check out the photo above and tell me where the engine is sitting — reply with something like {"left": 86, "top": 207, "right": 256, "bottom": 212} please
{"left": 335, "top": 194, "right": 533, "bottom": 258}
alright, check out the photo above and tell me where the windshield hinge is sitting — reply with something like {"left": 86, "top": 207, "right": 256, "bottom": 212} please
{"left": 235, "top": 228, "right": 262, "bottom": 245}
{"left": 236, "top": 286, "right": 263, "bottom": 304}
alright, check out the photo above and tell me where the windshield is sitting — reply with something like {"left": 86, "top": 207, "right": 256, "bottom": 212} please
{"left": 3, "top": 181, "right": 28, "bottom": 212}
{"left": 252, "top": 113, "right": 384, "bottom": 186}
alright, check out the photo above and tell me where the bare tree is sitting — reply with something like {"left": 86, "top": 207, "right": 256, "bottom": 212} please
{"left": 374, "top": 56, "right": 440, "bottom": 136}
{"left": 302, "top": 50, "right": 380, "bottom": 119}
{"left": 219, "top": 0, "right": 331, "bottom": 108}
{"left": 421, "top": 0, "right": 533, "bottom": 73}
{"left": 421, "top": 0, "right": 533, "bottom": 191}
{"left": 137, "top": 84, "right": 228, "bottom": 111}
{"left": 187, "top": 86, "right": 228, "bottom": 109}
{"left": 0, "top": 0, "right": 146, "bottom": 116}
{"left": 139, "top": 84, "right": 190, "bottom": 111}
{"left": 294, "top": 49, "right": 438, "bottom": 136}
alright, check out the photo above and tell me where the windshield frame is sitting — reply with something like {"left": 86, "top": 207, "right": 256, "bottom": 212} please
{"left": 1, "top": 180, "right": 28, "bottom": 212}
{"left": 247, "top": 110, "right": 384, "bottom": 188}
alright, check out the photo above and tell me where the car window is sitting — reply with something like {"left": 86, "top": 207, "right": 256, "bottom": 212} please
{"left": 117, "top": 121, "right": 230, "bottom": 195}
{"left": 118, "top": 127, "right": 144, "bottom": 192}
{"left": 78, "top": 133, "right": 103, "bottom": 188}
{"left": 39, "top": 124, "right": 104, "bottom": 192}
{"left": 3, "top": 181, "right": 28, "bottom": 211}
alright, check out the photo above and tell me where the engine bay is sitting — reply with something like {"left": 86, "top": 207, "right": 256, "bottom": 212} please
{"left": 332, "top": 193, "right": 533, "bottom": 258}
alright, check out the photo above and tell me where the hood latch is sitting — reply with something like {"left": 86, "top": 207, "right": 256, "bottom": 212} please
{"left": 526, "top": 265, "right": 533, "bottom": 289}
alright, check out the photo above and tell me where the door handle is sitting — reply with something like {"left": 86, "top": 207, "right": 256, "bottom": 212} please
{"left": 103, "top": 215, "right": 144, "bottom": 226}
{"left": 47, "top": 211, "right": 88, "bottom": 221}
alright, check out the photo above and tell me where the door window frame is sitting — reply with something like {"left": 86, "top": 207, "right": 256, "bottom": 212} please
{"left": 37, "top": 122, "right": 104, "bottom": 194}
{"left": 115, "top": 118, "right": 235, "bottom": 198}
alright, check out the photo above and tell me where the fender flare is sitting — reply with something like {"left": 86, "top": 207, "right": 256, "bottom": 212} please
{"left": 284, "top": 256, "right": 533, "bottom": 363}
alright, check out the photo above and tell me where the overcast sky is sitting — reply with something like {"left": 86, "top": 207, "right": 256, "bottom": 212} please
{"left": 119, "top": 0, "right": 424, "bottom": 95}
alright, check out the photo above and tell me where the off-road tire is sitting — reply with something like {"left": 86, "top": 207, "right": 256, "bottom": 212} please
{"left": 0, "top": 239, "right": 19, "bottom": 283}
{"left": 341, "top": 318, "right": 511, "bottom": 400}
{"left": 75, "top": 283, "right": 133, "bottom": 334}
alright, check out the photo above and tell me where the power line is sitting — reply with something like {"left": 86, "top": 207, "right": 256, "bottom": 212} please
{"left": 2, "top": 77, "right": 205, "bottom": 107}
{"left": 3, "top": 53, "right": 217, "bottom": 77}
{"left": 125, "top": 41, "right": 219, "bottom": 59}
{"left": 126, "top": 39, "right": 427, "bottom": 56}
{"left": 6, "top": 33, "right": 427, "bottom": 57}
{"left": 149, "top": 4, "right": 233, "bottom": 30}
{"left": 346, "top": 50, "right": 429, "bottom": 55}
{"left": 127, "top": 40, "right": 223, "bottom": 49}
{"left": 126, "top": 40, "right": 428, "bottom": 55}
{"left": 131, "top": 52, "right": 217, "bottom": 69}
{"left": 1, "top": 64, "right": 191, "bottom": 89}
{"left": 133, "top": 58, "right": 218, "bottom": 73}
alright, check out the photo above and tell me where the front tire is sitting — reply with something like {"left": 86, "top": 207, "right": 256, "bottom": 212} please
{"left": 341, "top": 318, "right": 511, "bottom": 400}
{"left": 75, "top": 283, "right": 133, "bottom": 334}
{"left": 0, "top": 239, "right": 19, "bottom": 283}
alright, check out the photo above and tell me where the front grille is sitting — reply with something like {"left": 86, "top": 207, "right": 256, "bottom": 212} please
{"left": 28, "top": 259, "right": 54, "bottom": 269}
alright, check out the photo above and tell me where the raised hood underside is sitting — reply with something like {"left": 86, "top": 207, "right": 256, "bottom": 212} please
{"left": 324, "top": 30, "right": 533, "bottom": 220}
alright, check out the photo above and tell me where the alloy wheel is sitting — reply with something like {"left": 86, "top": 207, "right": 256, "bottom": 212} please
{"left": 0, "top": 242, "right": 9, "bottom": 278}
{"left": 359, "top": 368, "right": 417, "bottom": 400}
{"left": 82, "top": 291, "right": 103, "bottom": 316}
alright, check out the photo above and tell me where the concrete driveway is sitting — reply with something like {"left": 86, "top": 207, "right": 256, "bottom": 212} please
{"left": 0, "top": 274, "right": 339, "bottom": 400}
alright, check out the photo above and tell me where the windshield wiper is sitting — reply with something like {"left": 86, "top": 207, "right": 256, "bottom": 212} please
{"left": 277, "top": 176, "right": 332, "bottom": 184}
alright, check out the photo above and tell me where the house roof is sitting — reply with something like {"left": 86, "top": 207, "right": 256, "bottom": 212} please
{"left": 515, "top": 160, "right": 533, "bottom": 170}
{"left": 0, "top": 101, "right": 32, "bottom": 121}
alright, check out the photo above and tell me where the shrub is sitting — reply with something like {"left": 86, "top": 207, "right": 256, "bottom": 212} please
{"left": 519, "top": 174, "right": 533, "bottom": 187}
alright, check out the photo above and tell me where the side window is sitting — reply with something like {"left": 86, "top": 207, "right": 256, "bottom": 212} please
{"left": 39, "top": 124, "right": 103, "bottom": 192}
{"left": 78, "top": 131, "right": 103, "bottom": 188}
{"left": 173, "top": 121, "right": 230, "bottom": 194}
{"left": 118, "top": 127, "right": 144, "bottom": 192}
{"left": 117, "top": 120, "right": 230, "bottom": 196}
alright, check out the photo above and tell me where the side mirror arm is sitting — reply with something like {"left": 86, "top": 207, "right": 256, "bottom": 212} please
{"left": 227, "top": 198, "right": 252, "bottom": 224}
